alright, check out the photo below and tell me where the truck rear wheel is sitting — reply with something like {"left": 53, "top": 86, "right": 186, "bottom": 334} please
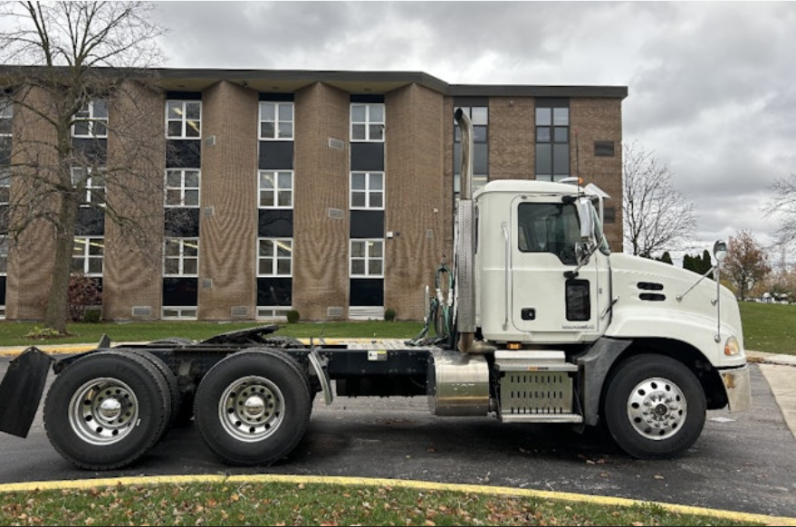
{"left": 603, "top": 354, "right": 706, "bottom": 459}
{"left": 118, "top": 350, "right": 180, "bottom": 430}
{"left": 193, "top": 349, "right": 311, "bottom": 466}
{"left": 43, "top": 351, "right": 170, "bottom": 470}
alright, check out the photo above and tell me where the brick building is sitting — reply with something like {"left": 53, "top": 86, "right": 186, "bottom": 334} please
{"left": 0, "top": 68, "right": 627, "bottom": 322}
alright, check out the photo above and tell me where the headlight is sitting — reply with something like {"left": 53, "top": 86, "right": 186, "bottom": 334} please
{"left": 724, "top": 336, "right": 741, "bottom": 357}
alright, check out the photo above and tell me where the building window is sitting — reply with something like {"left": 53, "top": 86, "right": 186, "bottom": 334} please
{"left": 0, "top": 236, "right": 8, "bottom": 275}
{"left": 0, "top": 236, "right": 7, "bottom": 319}
{"left": 258, "top": 170, "right": 293, "bottom": 209}
{"left": 258, "top": 238, "right": 292, "bottom": 277}
{"left": 164, "top": 238, "right": 198, "bottom": 276}
{"left": 166, "top": 100, "right": 201, "bottom": 139}
{"left": 350, "top": 239, "right": 384, "bottom": 277}
{"left": 72, "top": 99, "right": 108, "bottom": 138}
{"left": 594, "top": 141, "right": 615, "bottom": 157}
{"left": 259, "top": 101, "right": 294, "bottom": 140}
{"left": 0, "top": 168, "right": 9, "bottom": 206}
{"left": 165, "top": 169, "right": 200, "bottom": 207}
{"left": 71, "top": 167, "right": 105, "bottom": 206}
{"left": 350, "top": 172, "right": 384, "bottom": 210}
{"left": 535, "top": 101, "right": 570, "bottom": 182}
{"left": 0, "top": 98, "right": 12, "bottom": 136}
{"left": 350, "top": 103, "right": 385, "bottom": 142}
{"left": 72, "top": 236, "right": 104, "bottom": 276}
{"left": 454, "top": 106, "right": 489, "bottom": 196}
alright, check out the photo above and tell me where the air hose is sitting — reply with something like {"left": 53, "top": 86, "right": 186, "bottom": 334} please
{"left": 406, "top": 263, "right": 454, "bottom": 347}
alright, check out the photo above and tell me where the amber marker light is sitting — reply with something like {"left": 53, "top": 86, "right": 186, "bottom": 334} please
{"left": 724, "top": 336, "right": 740, "bottom": 356}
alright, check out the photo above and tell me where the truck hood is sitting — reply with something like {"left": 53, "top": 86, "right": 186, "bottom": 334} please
{"left": 605, "top": 253, "right": 745, "bottom": 367}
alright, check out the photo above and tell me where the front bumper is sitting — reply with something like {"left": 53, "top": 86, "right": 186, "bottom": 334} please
{"left": 720, "top": 365, "right": 752, "bottom": 412}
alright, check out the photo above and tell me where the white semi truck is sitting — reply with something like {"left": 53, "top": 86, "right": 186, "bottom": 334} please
{"left": 0, "top": 109, "right": 751, "bottom": 470}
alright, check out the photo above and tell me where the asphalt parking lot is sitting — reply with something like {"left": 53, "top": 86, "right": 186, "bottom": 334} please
{"left": 0, "top": 356, "right": 795, "bottom": 520}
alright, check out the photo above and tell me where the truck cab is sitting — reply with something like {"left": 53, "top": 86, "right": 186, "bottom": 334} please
{"left": 452, "top": 174, "right": 751, "bottom": 459}
{"left": 476, "top": 180, "right": 612, "bottom": 344}
{"left": 472, "top": 177, "right": 747, "bottom": 377}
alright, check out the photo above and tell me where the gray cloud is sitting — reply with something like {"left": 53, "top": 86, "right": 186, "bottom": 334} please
{"left": 149, "top": 1, "right": 796, "bottom": 255}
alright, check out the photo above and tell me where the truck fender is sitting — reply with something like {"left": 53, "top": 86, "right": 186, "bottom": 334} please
{"left": 576, "top": 337, "right": 633, "bottom": 426}
{"left": 0, "top": 347, "right": 53, "bottom": 438}
{"left": 307, "top": 348, "right": 333, "bottom": 405}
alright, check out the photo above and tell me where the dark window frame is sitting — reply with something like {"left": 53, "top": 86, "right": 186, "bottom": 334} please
{"left": 535, "top": 99, "right": 570, "bottom": 181}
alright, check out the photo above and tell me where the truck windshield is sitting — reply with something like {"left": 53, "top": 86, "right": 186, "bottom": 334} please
{"left": 517, "top": 202, "right": 581, "bottom": 265}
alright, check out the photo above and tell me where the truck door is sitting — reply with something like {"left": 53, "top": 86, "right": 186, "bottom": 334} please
{"left": 510, "top": 196, "right": 610, "bottom": 342}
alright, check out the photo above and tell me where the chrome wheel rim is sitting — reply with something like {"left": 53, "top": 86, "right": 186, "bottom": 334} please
{"left": 626, "top": 376, "right": 687, "bottom": 441}
{"left": 218, "top": 376, "right": 284, "bottom": 442}
{"left": 69, "top": 378, "right": 139, "bottom": 445}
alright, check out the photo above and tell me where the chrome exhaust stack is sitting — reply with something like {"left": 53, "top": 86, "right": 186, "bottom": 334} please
{"left": 453, "top": 108, "right": 488, "bottom": 354}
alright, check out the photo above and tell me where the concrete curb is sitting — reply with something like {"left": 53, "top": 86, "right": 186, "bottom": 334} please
{"left": 0, "top": 474, "right": 794, "bottom": 526}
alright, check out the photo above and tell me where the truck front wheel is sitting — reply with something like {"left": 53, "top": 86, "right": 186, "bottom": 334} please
{"left": 193, "top": 350, "right": 311, "bottom": 466}
{"left": 603, "top": 354, "right": 706, "bottom": 459}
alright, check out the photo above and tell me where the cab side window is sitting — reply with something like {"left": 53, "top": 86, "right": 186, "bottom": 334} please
{"left": 517, "top": 202, "right": 580, "bottom": 265}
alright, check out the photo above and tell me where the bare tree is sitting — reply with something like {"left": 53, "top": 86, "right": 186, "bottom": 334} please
{"left": 723, "top": 230, "right": 771, "bottom": 302}
{"left": 766, "top": 172, "right": 796, "bottom": 246}
{"left": 623, "top": 141, "right": 697, "bottom": 258}
{"left": 0, "top": 2, "right": 166, "bottom": 333}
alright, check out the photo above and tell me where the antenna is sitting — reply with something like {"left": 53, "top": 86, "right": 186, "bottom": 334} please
{"left": 574, "top": 128, "right": 583, "bottom": 193}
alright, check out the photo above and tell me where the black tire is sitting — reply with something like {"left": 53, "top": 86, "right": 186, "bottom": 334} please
{"left": 117, "top": 350, "right": 180, "bottom": 430}
{"left": 43, "top": 351, "right": 170, "bottom": 470}
{"left": 194, "top": 349, "right": 312, "bottom": 466}
{"left": 603, "top": 354, "right": 706, "bottom": 460}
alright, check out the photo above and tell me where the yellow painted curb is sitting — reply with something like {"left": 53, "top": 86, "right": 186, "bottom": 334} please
{"left": 0, "top": 345, "right": 95, "bottom": 357}
{"left": 0, "top": 474, "right": 793, "bottom": 525}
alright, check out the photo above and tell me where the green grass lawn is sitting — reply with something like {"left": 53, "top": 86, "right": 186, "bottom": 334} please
{"left": 0, "top": 480, "right": 761, "bottom": 526}
{"left": 0, "top": 320, "right": 425, "bottom": 348}
{"left": 738, "top": 301, "right": 796, "bottom": 355}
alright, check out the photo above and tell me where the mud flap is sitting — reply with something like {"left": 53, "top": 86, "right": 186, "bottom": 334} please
{"left": 0, "top": 347, "right": 53, "bottom": 438}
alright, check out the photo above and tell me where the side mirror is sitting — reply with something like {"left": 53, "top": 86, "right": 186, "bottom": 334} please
{"left": 575, "top": 240, "right": 592, "bottom": 266}
{"left": 713, "top": 240, "right": 728, "bottom": 262}
{"left": 576, "top": 199, "right": 594, "bottom": 239}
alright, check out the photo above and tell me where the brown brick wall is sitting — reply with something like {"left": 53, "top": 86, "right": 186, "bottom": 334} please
{"left": 489, "top": 97, "right": 535, "bottom": 180}
{"left": 103, "top": 80, "right": 166, "bottom": 321}
{"left": 6, "top": 86, "right": 58, "bottom": 320}
{"left": 2, "top": 76, "right": 625, "bottom": 323}
{"left": 441, "top": 98, "right": 456, "bottom": 264}
{"left": 384, "top": 84, "right": 445, "bottom": 320}
{"left": 292, "top": 83, "right": 350, "bottom": 321}
{"left": 570, "top": 98, "right": 624, "bottom": 251}
{"left": 444, "top": 96, "right": 624, "bottom": 254}
{"left": 197, "top": 81, "right": 259, "bottom": 320}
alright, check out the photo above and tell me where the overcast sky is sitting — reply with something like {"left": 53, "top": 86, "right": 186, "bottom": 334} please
{"left": 151, "top": 1, "right": 796, "bottom": 260}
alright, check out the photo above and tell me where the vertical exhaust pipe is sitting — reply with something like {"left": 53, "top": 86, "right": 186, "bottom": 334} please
{"left": 456, "top": 108, "right": 474, "bottom": 200}
{"left": 454, "top": 109, "right": 477, "bottom": 353}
